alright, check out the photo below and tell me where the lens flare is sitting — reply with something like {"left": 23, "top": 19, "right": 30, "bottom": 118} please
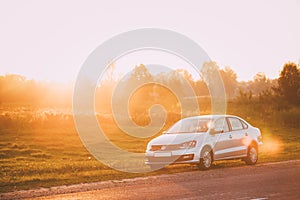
{"left": 262, "top": 136, "right": 283, "bottom": 155}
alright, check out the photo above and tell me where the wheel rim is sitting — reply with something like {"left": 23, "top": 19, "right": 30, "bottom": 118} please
{"left": 203, "top": 151, "right": 212, "bottom": 168}
{"left": 249, "top": 147, "right": 257, "bottom": 163}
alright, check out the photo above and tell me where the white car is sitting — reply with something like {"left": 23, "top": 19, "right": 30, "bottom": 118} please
{"left": 145, "top": 115, "right": 263, "bottom": 170}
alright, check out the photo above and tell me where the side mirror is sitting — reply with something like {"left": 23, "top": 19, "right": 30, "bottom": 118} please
{"left": 210, "top": 129, "right": 224, "bottom": 134}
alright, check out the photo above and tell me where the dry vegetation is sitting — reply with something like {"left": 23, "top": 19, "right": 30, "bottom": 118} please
{"left": 0, "top": 99, "right": 299, "bottom": 193}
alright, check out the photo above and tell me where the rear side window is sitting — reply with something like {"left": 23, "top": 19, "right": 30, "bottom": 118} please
{"left": 228, "top": 117, "right": 244, "bottom": 131}
{"left": 241, "top": 120, "right": 248, "bottom": 129}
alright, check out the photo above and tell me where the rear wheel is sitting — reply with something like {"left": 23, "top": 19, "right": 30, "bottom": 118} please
{"left": 244, "top": 145, "right": 258, "bottom": 165}
{"left": 199, "top": 148, "right": 213, "bottom": 170}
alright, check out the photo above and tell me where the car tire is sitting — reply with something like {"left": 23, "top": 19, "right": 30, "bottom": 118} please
{"left": 199, "top": 148, "right": 213, "bottom": 170}
{"left": 244, "top": 145, "right": 258, "bottom": 165}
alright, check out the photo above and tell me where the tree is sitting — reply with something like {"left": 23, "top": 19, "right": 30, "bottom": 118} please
{"left": 248, "top": 72, "right": 272, "bottom": 95}
{"left": 277, "top": 62, "right": 300, "bottom": 105}
{"left": 123, "top": 64, "right": 154, "bottom": 108}
{"left": 219, "top": 66, "right": 238, "bottom": 99}
{"left": 130, "top": 64, "right": 152, "bottom": 83}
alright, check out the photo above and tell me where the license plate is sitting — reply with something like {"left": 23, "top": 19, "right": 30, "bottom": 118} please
{"left": 154, "top": 152, "right": 172, "bottom": 157}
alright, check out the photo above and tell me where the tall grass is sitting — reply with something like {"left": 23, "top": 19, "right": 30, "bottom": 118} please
{"left": 0, "top": 100, "right": 300, "bottom": 193}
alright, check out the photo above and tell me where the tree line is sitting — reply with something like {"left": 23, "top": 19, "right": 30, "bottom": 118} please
{"left": 0, "top": 74, "right": 72, "bottom": 107}
{"left": 1, "top": 61, "right": 299, "bottom": 109}
{"left": 96, "top": 62, "right": 300, "bottom": 114}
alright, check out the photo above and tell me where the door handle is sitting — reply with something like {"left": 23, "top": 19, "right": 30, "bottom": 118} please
{"left": 229, "top": 135, "right": 232, "bottom": 139}
{"left": 245, "top": 132, "right": 248, "bottom": 136}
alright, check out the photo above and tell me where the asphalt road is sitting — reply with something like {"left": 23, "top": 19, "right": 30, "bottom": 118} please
{"left": 2, "top": 160, "right": 300, "bottom": 200}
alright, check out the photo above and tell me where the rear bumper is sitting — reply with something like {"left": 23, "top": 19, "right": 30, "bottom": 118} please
{"left": 258, "top": 141, "right": 263, "bottom": 153}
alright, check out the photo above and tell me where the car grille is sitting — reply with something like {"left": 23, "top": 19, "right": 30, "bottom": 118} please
{"left": 147, "top": 154, "right": 194, "bottom": 163}
{"left": 150, "top": 144, "right": 181, "bottom": 151}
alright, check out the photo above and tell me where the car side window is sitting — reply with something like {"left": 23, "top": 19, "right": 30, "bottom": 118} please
{"left": 214, "top": 118, "right": 229, "bottom": 132}
{"left": 241, "top": 120, "right": 248, "bottom": 129}
{"left": 228, "top": 117, "right": 244, "bottom": 131}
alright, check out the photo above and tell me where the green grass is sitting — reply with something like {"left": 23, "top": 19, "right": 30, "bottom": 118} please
{"left": 0, "top": 103, "right": 300, "bottom": 193}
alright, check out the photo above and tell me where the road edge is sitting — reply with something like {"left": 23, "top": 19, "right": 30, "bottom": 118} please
{"left": 1, "top": 159, "right": 300, "bottom": 200}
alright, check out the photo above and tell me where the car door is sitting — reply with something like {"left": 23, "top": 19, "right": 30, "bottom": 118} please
{"left": 210, "top": 117, "right": 235, "bottom": 160}
{"left": 226, "top": 117, "right": 248, "bottom": 157}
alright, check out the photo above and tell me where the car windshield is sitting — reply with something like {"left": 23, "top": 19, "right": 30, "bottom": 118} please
{"left": 167, "top": 118, "right": 212, "bottom": 134}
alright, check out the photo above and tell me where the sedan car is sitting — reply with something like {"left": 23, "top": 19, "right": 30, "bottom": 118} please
{"left": 145, "top": 115, "right": 263, "bottom": 170}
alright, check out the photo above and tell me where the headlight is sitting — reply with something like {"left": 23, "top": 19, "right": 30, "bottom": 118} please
{"left": 179, "top": 140, "right": 197, "bottom": 149}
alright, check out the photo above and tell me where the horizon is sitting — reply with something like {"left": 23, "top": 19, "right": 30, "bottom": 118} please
{"left": 0, "top": 61, "right": 287, "bottom": 84}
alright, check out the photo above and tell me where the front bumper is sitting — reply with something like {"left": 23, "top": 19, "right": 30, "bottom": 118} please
{"left": 145, "top": 149, "right": 200, "bottom": 165}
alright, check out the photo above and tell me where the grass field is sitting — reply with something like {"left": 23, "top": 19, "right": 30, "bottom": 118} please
{"left": 0, "top": 103, "right": 300, "bottom": 193}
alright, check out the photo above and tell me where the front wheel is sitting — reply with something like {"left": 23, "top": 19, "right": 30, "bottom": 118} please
{"left": 244, "top": 146, "right": 258, "bottom": 165}
{"left": 199, "top": 148, "right": 213, "bottom": 170}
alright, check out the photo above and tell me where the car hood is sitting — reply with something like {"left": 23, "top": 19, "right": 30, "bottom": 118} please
{"left": 148, "top": 132, "right": 206, "bottom": 146}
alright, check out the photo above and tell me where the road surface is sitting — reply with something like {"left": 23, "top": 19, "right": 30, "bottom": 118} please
{"left": 1, "top": 160, "right": 300, "bottom": 200}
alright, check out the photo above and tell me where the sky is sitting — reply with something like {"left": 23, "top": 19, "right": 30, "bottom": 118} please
{"left": 0, "top": 0, "right": 299, "bottom": 82}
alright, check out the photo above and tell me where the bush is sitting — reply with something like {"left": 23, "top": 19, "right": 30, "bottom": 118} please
{"left": 278, "top": 108, "right": 300, "bottom": 128}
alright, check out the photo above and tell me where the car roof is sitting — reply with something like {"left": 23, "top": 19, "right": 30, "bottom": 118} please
{"left": 183, "top": 114, "right": 238, "bottom": 120}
